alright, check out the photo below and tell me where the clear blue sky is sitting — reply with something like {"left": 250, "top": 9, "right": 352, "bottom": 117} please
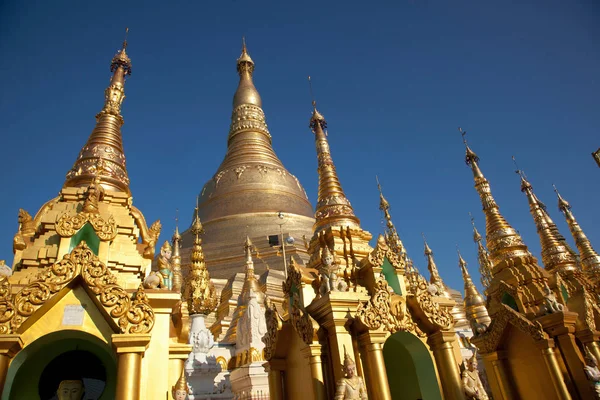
{"left": 1, "top": 0, "right": 598, "bottom": 295}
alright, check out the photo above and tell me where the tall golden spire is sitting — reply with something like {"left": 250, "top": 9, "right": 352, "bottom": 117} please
{"left": 377, "top": 178, "right": 407, "bottom": 259}
{"left": 422, "top": 234, "right": 445, "bottom": 289}
{"left": 65, "top": 29, "right": 132, "bottom": 194}
{"left": 554, "top": 186, "right": 600, "bottom": 280}
{"left": 171, "top": 210, "right": 183, "bottom": 293}
{"left": 517, "top": 169, "right": 577, "bottom": 272}
{"left": 239, "top": 236, "right": 265, "bottom": 305}
{"left": 185, "top": 205, "right": 217, "bottom": 315}
{"left": 470, "top": 214, "right": 493, "bottom": 290}
{"left": 461, "top": 128, "right": 532, "bottom": 267}
{"left": 309, "top": 84, "right": 360, "bottom": 231}
{"left": 457, "top": 248, "right": 491, "bottom": 330}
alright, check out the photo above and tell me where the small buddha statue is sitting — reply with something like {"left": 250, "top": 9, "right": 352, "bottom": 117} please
{"left": 172, "top": 370, "right": 189, "bottom": 400}
{"left": 334, "top": 346, "right": 368, "bottom": 400}
{"left": 56, "top": 379, "right": 85, "bottom": 400}
{"left": 584, "top": 348, "right": 600, "bottom": 398}
{"left": 542, "top": 284, "right": 564, "bottom": 314}
{"left": 462, "top": 354, "right": 488, "bottom": 400}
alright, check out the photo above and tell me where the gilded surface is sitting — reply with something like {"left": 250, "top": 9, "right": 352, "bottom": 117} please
{"left": 262, "top": 303, "right": 283, "bottom": 361}
{"left": 55, "top": 211, "right": 117, "bottom": 241}
{"left": 0, "top": 242, "right": 154, "bottom": 334}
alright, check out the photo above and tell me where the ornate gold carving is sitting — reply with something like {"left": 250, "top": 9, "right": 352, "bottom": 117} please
{"left": 55, "top": 212, "right": 118, "bottom": 241}
{"left": 144, "top": 220, "right": 162, "bottom": 259}
{"left": 0, "top": 243, "right": 154, "bottom": 334}
{"left": 471, "top": 304, "right": 548, "bottom": 354}
{"left": 215, "top": 356, "right": 228, "bottom": 371}
{"left": 406, "top": 272, "right": 453, "bottom": 330}
{"left": 262, "top": 303, "right": 283, "bottom": 361}
{"left": 355, "top": 274, "right": 408, "bottom": 333}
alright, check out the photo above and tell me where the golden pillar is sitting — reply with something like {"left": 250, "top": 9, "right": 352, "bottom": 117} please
{"left": 576, "top": 330, "right": 600, "bottom": 366}
{"left": 537, "top": 339, "right": 571, "bottom": 400}
{"left": 0, "top": 335, "right": 22, "bottom": 393}
{"left": 481, "top": 351, "right": 516, "bottom": 400}
{"left": 427, "top": 331, "right": 465, "bottom": 400}
{"left": 169, "top": 343, "right": 192, "bottom": 394}
{"left": 265, "top": 359, "right": 286, "bottom": 400}
{"left": 302, "top": 344, "right": 327, "bottom": 400}
{"left": 358, "top": 332, "right": 392, "bottom": 400}
{"left": 112, "top": 334, "right": 151, "bottom": 400}
{"left": 539, "top": 312, "right": 595, "bottom": 399}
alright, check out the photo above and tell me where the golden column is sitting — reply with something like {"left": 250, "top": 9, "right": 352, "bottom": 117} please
{"left": 480, "top": 351, "right": 517, "bottom": 400}
{"left": 302, "top": 344, "right": 327, "bottom": 400}
{"left": 427, "top": 331, "right": 465, "bottom": 400}
{"left": 265, "top": 359, "right": 286, "bottom": 399}
{"left": 537, "top": 339, "right": 572, "bottom": 400}
{"left": 357, "top": 332, "right": 392, "bottom": 400}
{"left": 112, "top": 334, "right": 151, "bottom": 400}
{"left": 0, "top": 335, "right": 22, "bottom": 391}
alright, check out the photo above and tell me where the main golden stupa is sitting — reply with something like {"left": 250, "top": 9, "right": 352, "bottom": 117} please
{"left": 1, "top": 34, "right": 600, "bottom": 400}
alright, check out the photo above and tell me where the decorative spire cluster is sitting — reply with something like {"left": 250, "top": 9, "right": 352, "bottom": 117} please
{"left": 64, "top": 29, "right": 132, "bottom": 194}
{"left": 377, "top": 179, "right": 407, "bottom": 260}
{"left": 554, "top": 187, "right": 600, "bottom": 284}
{"left": 470, "top": 214, "right": 493, "bottom": 290}
{"left": 462, "top": 129, "right": 533, "bottom": 268}
{"left": 185, "top": 205, "right": 217, "bottom": 315}
{"left": 457, "top": 249, "right": 491, "bottom": 333}
{"left": 517, "top": 169, "right": 577, "bottom": 272}
{"left": 309, "top": 90, "right": 360, "bottom": 232}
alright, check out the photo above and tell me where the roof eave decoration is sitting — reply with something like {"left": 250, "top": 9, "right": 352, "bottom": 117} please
{"left": 470, "top": 304, "right": 549, "bottom": 354}
{"left": 0, "top": 242, "right": 154, "bottom": 334}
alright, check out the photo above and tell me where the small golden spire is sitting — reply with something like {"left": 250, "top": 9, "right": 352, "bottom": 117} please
{"left": 470, "top": 213, "right": 492, "bottom": 290}
{"left": 171, "top": 209, "right": 183, "bottom": 293}
{"left": 516, "top": 166, "right": 577, "bottom": 272}
{"left": 240, "top": 236, "right": 265, "bottom": 304}
{"left": 554, "top": 185, "right": 600, "bottom": 279}
{"left": 461, "top": 129, "right": 532, "bottom": 267}
{"left": 377, "top": 177, "right": 407, "bottom": 259}
{"left": 172, "top": 369, "right": 188, "bottom": 395}
{"left": 422, "top": 233, "right": 445, "bottom": 289}
{"left": 457, "top": 247, "right": 491, "bottom": 332}
{"left": 185, "top": 205, "right": 217, "bottom": 315}
{"left": 233, "top": 37, "right": 261, "bottom": 108}
{"left": 309, "top": 78, "right": 360, "bottom": 232}
{"left": 64, "top": 29, "right": 132, "bottom": 194}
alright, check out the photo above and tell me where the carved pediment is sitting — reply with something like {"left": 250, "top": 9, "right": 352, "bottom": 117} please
{"left": 0, "top": 242, "right": 154, "bottom": 335}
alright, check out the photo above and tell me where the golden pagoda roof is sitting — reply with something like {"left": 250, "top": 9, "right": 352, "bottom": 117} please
{"left": 194, "top": 40, "right": 314, "bottom": 236}
{"left": 309, "top": 100, "right": 360, "bottom": 231}
{"left": 64, "top": 30, "right": 132, "bottom": 194}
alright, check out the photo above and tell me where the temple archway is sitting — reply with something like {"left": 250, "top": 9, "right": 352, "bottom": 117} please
{"left": 383, "top": 331, "right": 442, "bottom": 400}
{"left": 3, "top": 330, "right": 116, "bottom": 400}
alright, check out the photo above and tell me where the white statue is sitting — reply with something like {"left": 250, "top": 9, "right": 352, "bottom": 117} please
{"left": 319, "top": 246, "right": 347, "bottom": 295}
{"left": 584, "top": 348, "right": 600, "bottom": 398}
{"left": 542, "top": 284, "right": 564, "bottom": 314}
{"left": 334, "top": 346, "right": 368, "bottom": 400}
{"left": 462, "top": 354, "right": 489, "bottom": 400}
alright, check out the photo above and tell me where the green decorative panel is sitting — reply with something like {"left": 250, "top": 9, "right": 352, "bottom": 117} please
{"left": 69, "top": 223, "right": 100, "bottom": 255}
{"left": 381, "top": 257, "right": 402, "bottom": 295}
{"left": 560, "top": 284, "right": 569, "bottom": 303}
{"left": 502, "top": 292, "right": 519, "bottom": 312}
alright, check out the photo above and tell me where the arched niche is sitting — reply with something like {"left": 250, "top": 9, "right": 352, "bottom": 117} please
{"left": 69, "top": 223, "right": 100, "bottom": 255}
{"left": 383, "top": 331, "right": 442, "bottom": 400}
{"left": 3, "top": 330, "right": 116, "bottom": 400}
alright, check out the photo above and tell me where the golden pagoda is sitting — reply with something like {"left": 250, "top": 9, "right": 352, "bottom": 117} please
{"left": 3, "top": 32, "right": 600, "bottom": 400}
{"left": 463, "top": 130, "right": 600, "bottom": 400}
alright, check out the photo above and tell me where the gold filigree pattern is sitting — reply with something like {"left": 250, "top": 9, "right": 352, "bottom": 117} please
{"left": 262, "top": 303, "right": 283, "bottom": 361}
{"left": 56, "top": 212, "right": 117, "bottom": 241}
{"left": 407, "top": 272, "right": 454, "bottom": 330}
{"left": 355, "top": 274, "right": 408, "bottom": 333}
{"left": 471, "top": 304, "right": 548, "bottom": 354}
{"left": 0, "top": 243, "right": 154, "bottom": 334}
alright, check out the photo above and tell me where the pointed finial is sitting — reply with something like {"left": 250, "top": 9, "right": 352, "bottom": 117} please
{"left": 422, "top": 233, "right": 433, "bottom": 255}
{"left": 308, "top": 76, "right": 326, "bottom": 131}
{"left": 123, "top": 27, "right": 129, "bottom": 50}
{"left": 191, "top": 196, "right": 204, "bottom": 236}
{"left": 242, "top": 36, "right": 247, "bottom": 53}
{"left": 469, "top": 212, "right": 482, "bottom": 242}
{"left": 553, "top": 184, "right": 571, "bottom": 211}
{"left": 172, "top": 208, "right": 182, "bottom": 242}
